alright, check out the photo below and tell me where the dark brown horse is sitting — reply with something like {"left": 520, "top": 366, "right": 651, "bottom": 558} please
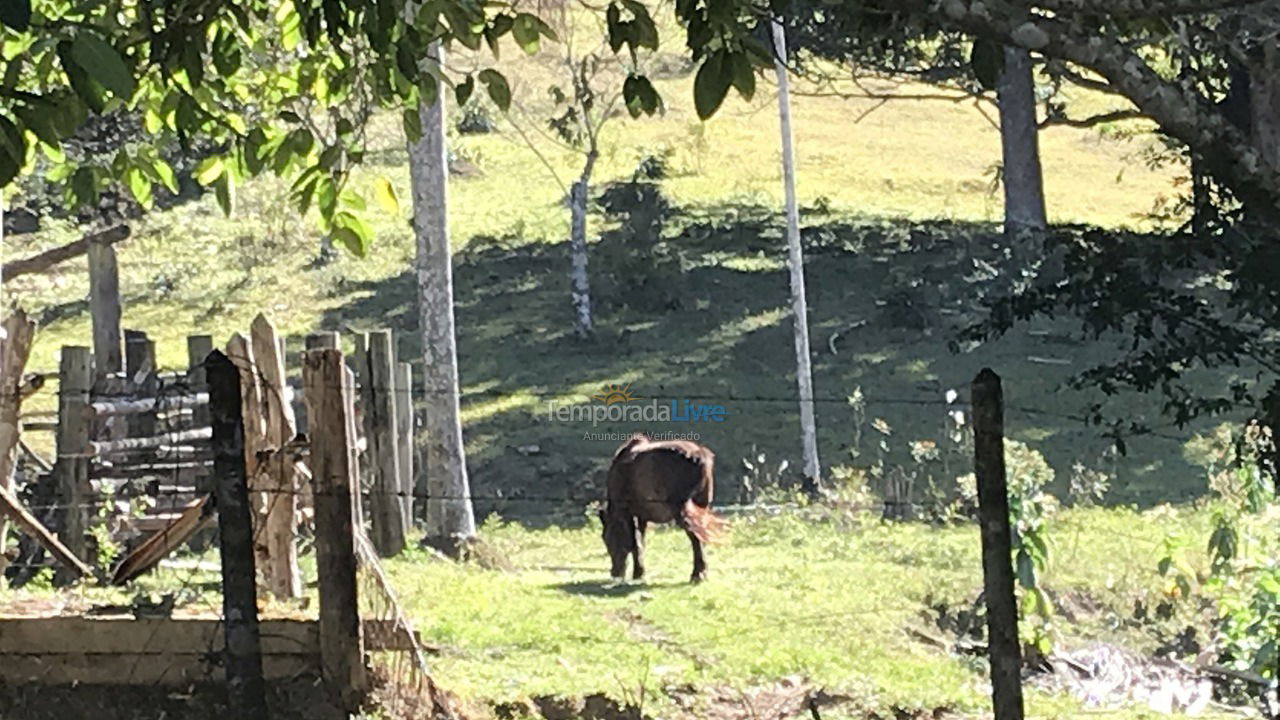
{"left": 598, "top": 433, "right": 723, "bottom": 583}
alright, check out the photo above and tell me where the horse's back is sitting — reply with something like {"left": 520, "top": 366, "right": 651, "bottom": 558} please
{"left": 606, "top": 439, "right": 715, "bottom": 519}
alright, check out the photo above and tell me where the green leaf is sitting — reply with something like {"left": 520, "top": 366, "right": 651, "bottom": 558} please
{"left": 479, "top": 69, "right": 510, "bottom": 111}
{"left": 14, "top": 104, "right": 60, "bottom": 148}
{"left": 373, "top": 176, "right": 400, "bottom": 214}
{"left": 402, "top": 108, "right": 423, "bottom": 144}
{"left": 455, "top": 74, "right": 475, "bottom": 107}
{"left": 1157, "top": 557, "right": 1172, "bottom": 576}
{"left": 0, "top": 115, "right": 24, "bottom": 187}
{"left": 970, "top": 39, "right": 1005, "bottom": 92}
{"left": 333, "top": 211, "right": 372, "bottom": 257}
{"left": 154, "top": 159, "right": 179, "bottom": 194}
{"left": 340, "top": 188, "right": 367, "bottom": 211}
{"left": 317, "top": 175, "right": 337, "bottom": 219}
{"left": 126, "top": 167, "right": 154, "bottom": 209}
{"left": 512, "top": 13, "right": 541, "bottom": 54}
{"left": 70, "top": 33, "right": 135, "bottom": 99}
{"left": 71, "top": 166, "right": 98, "bottom": 207}
{"left": 0, "top": 0, "right": 30, "bottom": 31}
{"left": 143, "top": 106, "right": 164, "bottom": 134}
{"left": 195, "top": 156, "right": 224, "bottom": 186}
{"left": 1016, "top": 550, "right": 1037, "bottom": 589}
{"left": 332, "top": 227, "right": 366, "bottom": 258}
{"left": 213, "top": 172, "right": 234, "bottom": 216}
{"left": 58, "top": 42, "right": 107, "bottom": 113}
{"left": 693, "top": 52, "right": 731, "bottom": 120}
{"left": 420, "top": 73, "right": 439, "bottom": 108}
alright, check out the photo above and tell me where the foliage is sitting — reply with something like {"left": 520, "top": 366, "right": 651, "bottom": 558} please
{"left": 1161, "top": 421, "right": 1280, "bottom": 709}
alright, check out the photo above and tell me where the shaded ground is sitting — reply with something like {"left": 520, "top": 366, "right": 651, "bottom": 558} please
{"left": 0, "top": 678, "right": 346, "bottom": 720}
{"left": 323, "top": 203, "right": 1235, "bottom": 527}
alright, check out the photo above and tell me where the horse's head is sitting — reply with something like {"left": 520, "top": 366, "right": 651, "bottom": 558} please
{"left": 598, "top": 503, "right": 635, "bottom": 579}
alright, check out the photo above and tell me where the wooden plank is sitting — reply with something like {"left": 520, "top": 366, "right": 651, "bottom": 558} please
{"left": 0, "top": 652, "right": 318, "bottom": 686}
{"left": 123, "top": 331, "right": 157, "bottom": 441}
{"left": 364, "top": 330, "right": 405, "bottom": 556}
{"left": 86, "top": 393, "right": 209, "bottom": 418}
{"left": 55, "top": 346, "right": 93, "bottom": 581}
{"left": 89, "top": 427, "right": 212, "bottom": 455}
{"left": 226, "top": 331, "right": 269, "bottom": 576}
{"left": 110, "top": 494, "right": 213, "bottom": 585}
{"left": 87, "top": 242, "right": 124, "bottom": 383}
{"left": 0, "top": 482, "right": 92, "bottom": 578}
{"left": 0, "top": 618, "right": 317, "bottom": 655}
{"left": 0, "top": 224, "right": 130, "bottom": 280}
{"left": 208, "top": 349, "right": 269, "bottom": 720}
{"left": 0, "top": 310, "right": 36, "bottom": 559}
{"left": 971, "top": 368, "right": 1025, "bottom": 720}
{"left": 250, "top": 314, "right": 301, "bottom": 600}
{"left": 395, "top": 361, "right": 415, "bottom": 530}
{"left": 303, "top": 348, "right": 369, "bottom": 711}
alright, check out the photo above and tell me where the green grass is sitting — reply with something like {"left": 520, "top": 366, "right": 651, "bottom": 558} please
{"left": 378, "top": 502, "right": 1232, "bottom": 719}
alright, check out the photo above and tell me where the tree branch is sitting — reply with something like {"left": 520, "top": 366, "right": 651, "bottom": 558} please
{"left": 1039, "top": 108, "right": 1145, "bottom": 129}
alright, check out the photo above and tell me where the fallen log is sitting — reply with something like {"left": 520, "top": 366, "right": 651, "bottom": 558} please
{"left": 90, "top": 427, "right": 212, "bottom": 455}
{"left": 0, "top": 482, "right": 93, "bottom": 579}
{"left": 85, "top": 392, "right": 209, "bottom": 418}
{"left": 0, "top": 225, "right": 130, "bottom": 280}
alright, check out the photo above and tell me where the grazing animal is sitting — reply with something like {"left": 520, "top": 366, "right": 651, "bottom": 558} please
{"left": 598, "top": 433, "right": 723, "bottom": 583}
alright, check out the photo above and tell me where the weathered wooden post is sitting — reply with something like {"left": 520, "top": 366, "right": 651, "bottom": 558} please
{"left": 87, "top": 242, "right": 123, "bottom": 383}
{"left": 184, "top": 335, "right": 214, "bottom": 499}
{"left": 365, "top": 330, "right": 405, "bottom": 556}
{"left": 207, "top": 349, "right": 269, "bottom": 720}
{"left": 124, "top": 330, "right": 157, "bottom": 438}
{"left": 0, "top": 310, "right": 36, "bottom": 559}
{"left": 299, "top": 332, "right": 340, "bottom": 438}
{"left": 54, "top": 346, "right": 92, "bottom": 583}
{"left": 227, "top": 333, "right": 270, "bottom": 583}
{"left": 395, "top": 360, "right": 414, "bottom": 530}
{"left": 303, "top": 348, "right": 369, "bottom": 711}
{"left": 971, "top": 368, "right": 1025, "bottom": 720}
{"left": 250, "top": 314, "right": 302, "bottom": 598}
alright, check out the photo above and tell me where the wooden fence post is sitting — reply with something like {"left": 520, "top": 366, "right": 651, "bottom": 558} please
{"left": 250, "top": 314, "right": 302, "bottom": 599}
{"left": 971, "top": 368, "right": 1025, "bottom": 720}
{"left": 0, "top": 311, "right": 36, "bottom": 558}
{"left": 226, "top": 333, "right": 270, "bottom": 584}
{"left": 298, "top": 332, "right": 340, "bottom": 438}
{"left": 395, "top": 360, "right": 414, "bottom": 530}
{"left": 55, "top": 346, "right": 92, "bottom": 583}
{"left": 363, "top": 330, "right": 405, "bottom": 556}
{"left": 124, "top": 330, "right": 157, "bottom": 438}
{"left": 207, "top": 349, "right": 269, "bottom": 720}
{"left": 303, "top": 348, "right": 369, "bottom": 711}
{"left": 184, "top": 335, "right": 214, "bottom": 498}
{"left": 87, "top": 242, "right": 123, "bottom": 383}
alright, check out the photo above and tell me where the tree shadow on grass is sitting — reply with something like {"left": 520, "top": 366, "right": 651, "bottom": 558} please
{"left": 315, "top": 200, "right": 1230, "bottom": 529}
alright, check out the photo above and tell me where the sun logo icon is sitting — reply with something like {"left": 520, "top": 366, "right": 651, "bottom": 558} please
{"left": 593, "top": 383, "right": 637, "bottom": 405}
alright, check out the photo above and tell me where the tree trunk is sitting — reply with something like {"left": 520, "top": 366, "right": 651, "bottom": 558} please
{"left": 1248, "top": 41, "right": 1280, "bottom": 191}
{"left": 997, "top": 46, "right": 1047, "bottom": 241}
{"left": 569, "top": 152, "right": 597, "bottom": 338}
{"left": 406, "top": 42, "right": 477, "bottom": 554}
{"left": 772, "top": 20, "right": 823, "bottom": 494}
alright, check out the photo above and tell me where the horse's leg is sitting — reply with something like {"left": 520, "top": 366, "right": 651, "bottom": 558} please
{"left": 632, "top": 519, "right": 648, "bottom": 581}
{"left": 672, "top": 509, "right": 707, "bottom": 583}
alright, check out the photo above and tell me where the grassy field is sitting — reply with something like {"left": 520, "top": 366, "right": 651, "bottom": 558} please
{"left": 6, "top": 29, "right": 1259, "bottom": 720}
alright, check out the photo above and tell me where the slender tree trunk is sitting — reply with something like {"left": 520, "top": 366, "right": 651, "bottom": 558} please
{"left": 569, "top": 151, "right": 597, "bottom": 338}
{"left": 1249, "top": 41, "right": 1280, "bottom": 183}
{"left": 997, "top": 46, "right": 1047, "bottom": 241}
{"left": 407, "top": 42, "right": 476, "bottom": 554}
{"left": 772, "top": 20, "right": 822, "bottom": 494}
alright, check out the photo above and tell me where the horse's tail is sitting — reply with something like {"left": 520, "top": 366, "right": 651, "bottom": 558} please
{"left": 683, "top": 500, "right": 728, "bottom": 545}
{"left": 691, "top": 450, "right": 714, "bottom": 508}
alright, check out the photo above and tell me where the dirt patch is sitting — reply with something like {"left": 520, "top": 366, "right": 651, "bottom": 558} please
{"left": 492, "top": 693, "right": 644, "bottom": 720}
